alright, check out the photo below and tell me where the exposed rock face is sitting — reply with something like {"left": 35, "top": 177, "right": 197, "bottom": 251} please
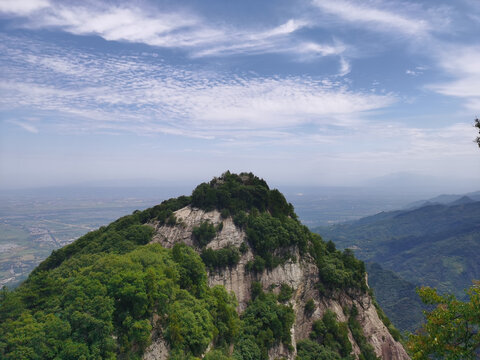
{"left": 145, "top": 206, "right": 410, "bottom": 360}
{"left": 143, "top": 337, "right": 169, "bottom": 360}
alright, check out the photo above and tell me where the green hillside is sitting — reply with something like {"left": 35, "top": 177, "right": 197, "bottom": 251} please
{"left": 0, "top": 172, "right": 372, "bottom": 360}
{"left": 315, "top": 201, "right": 480, "bottom": 301}
{"left": 365, "top": 263, "right": 425, "bottom": 333}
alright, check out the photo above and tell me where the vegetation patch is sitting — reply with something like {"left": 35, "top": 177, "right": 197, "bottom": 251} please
{"left": 201, "top": 246, "right": 241, "bottom": 271}
{"left": 191, "top": 171, "right": 296, "bottom": 218}
{"left": 277, "top": 283, "right": 294, "bottom": 303}
{"left": 304, "top": 298, "right": 315, "bottom": 316}
{"left": 234, "top": 288, "right": 295, "bottom": 360}
{"left": 348, "top": 305, "right": 379, "bottom": 360}
{"left": 192, "top": 221, "right": 217, "bottom": 247}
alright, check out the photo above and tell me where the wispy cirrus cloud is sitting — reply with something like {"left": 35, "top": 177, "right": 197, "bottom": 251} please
{"left": 0, "top": 35, "right": 393, "bottom": 139}
{"left": 0, "top": 0, "right": 345, "bottom": 61}
{"left": 427, "top": 46, "right": 480, "bottom": 111}
{"left": 7, "top": 119, "right": 39, "bottom": 133}
{"left": 311, "top": 0, "right": 450, "bottom": 38}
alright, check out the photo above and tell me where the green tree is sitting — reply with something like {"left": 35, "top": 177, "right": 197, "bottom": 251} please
{"left": 408, "top": 281, "right": 480, "bottom": 359}
{"left": 192, "top": 221, "right": 217, "bottom": 247}
{"left": 475, "top": 117, "right": 480, "bottom": 147}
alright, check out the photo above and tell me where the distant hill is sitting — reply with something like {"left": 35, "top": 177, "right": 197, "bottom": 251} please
{"left": 406, "top": 190, "right": 480, "bottom": 209}
{"left": 315, "top": 201, "right": 480, "bottom": 301}
{"left": 366, "top": 262, "right": 426, "bottom": 333}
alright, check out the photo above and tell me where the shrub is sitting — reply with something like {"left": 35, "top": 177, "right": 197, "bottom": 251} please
{"left": 233, "top": 211, "right": 248, "bottom": 228}
{"left": 220, "top": 209, "right": 230, "bottom": 219}
{"left": 166, "top": 213, "right": 177, "bottom": 226}
{"left": 235, "top": 292, "right": 294, "bottom": 360}
{"left": 309, "top": 310, "right": 352, "bottom": 358}
{"left": 201, "top": 246, "right": 240, "bottom": 271}
{"left": 277, "top": 283, "right": 294, "bottom": 303}
{"left": 239, "top": 242, "right": 248, "bottom": 254}
{"left": 192, "top": 221, "right": 216, "bottom": 247}
{"left": 305, "top": 298, "right": 315, "bottom": 315}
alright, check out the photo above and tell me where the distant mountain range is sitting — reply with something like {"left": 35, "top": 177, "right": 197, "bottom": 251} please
{"left": 315, "top": 197, "right": 480, "bottom": 332}
{"left": 406, "top": 191, "right": 480, "bottom": 209}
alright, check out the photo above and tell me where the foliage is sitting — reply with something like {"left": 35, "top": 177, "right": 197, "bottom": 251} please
{"left": 221, "top": 209, "right": 231, "bottom": 219}
{"left": 165, "top": 290, "right": 215, "bottom": 356}
{"left": 239, "top": 242, "right": 248, "bottom": 254}
{"left": 475, "top": 117, "right": 480, "bottom": 148}
{"left": 316, "top": 200, "right": 480, "bottom": 333}
{"left": 207, "top": 286, "right": 240, "bottom": 346}
{"left": 245, "top": 213, "right": 308, "bottom": 269}
{"left": 171, "top": 243, "right": 208, "bottom": 298}
{"left": 407, "top": 282, "right": 480, "bottom": 359}
{"left": 304, "top": 298, "right": 315, "bottom": 316}
{"left": 316, "top": 201, "right": 480, "bottom": 299}
{"left": 32, "top": 195, "right": 191, "bottom": 274}
{"left": 277, "top": 283, "right": 294, "bottom": 303}
{"left": 309, "top": 310, "right": 352, "bottom": 358}
{"left": 204, "top": 349, "right": 234, "bottom": 360}
{"left": 366, "top": 262, "right": 425, "bottom": 333}
{"left": 233, "top": 211, "right": 248, "bottom": 228}
{"left": 296, "top": 339, "right": 341, "bottom": 360}
{"left": 234, "top": 290, "right": 295, "bottom": 360}
{"left": 309, "top": 235, "right": 367, "bottom": 292}
{"left": 192, "top": 221, "right": 217, "bottom": 248}
{"left": 245, "top": 256, "right": 266, "bottom": 273}
{"left": 0, "top": 243, "right": 240, "bottom": 359}
{"left": 348, "top": 306, "right": 379, "bottom": 360}
{"left": 201, "top": 246, "right": 241, "bottom": 271}
{"left": 191, "top": 171, "right": 295, "bottom": 218}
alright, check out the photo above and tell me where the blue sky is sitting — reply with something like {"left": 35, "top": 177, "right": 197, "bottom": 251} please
{"left": 1, "top": 0, "right": 479, "bottom": 189}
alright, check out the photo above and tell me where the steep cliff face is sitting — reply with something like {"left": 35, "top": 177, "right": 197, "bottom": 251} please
{"left": 146, "top": 205, "right": 409, "bottom": 360}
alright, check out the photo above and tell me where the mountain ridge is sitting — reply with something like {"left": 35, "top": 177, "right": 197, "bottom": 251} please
{"left": 315, "top": 199, "right": 480, "bottom": 332}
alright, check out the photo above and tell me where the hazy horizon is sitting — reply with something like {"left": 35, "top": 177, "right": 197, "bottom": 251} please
{"left": 1, "top": 171, "right": 479, "bottom": 199}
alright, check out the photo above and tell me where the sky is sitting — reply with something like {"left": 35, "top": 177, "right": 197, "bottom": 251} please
{"left": 1, "top": 0, "right": 480, "bottom": 190}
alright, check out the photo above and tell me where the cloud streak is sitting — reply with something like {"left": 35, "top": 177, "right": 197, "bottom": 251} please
{"left": 0, "top": 35, "right": 394, "bottom": 139}
{"left": 0, "top": 1, "right": 346, "bottom": 61}
{"left": 427, "top": 45, "right": 480, "bottom": 110}
{"left": 7, "top": 119, "right": 39, "bottom": 133}
{"left": 310, "top": 0, "right": 452, "bottom": 39}
{"left": 312, "top": 0, "right": 428, "bottom": 35}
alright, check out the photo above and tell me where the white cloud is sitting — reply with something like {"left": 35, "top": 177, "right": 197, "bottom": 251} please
{"left": 37, "top": 5, "right": 212, "bottom": 47}
{"left": 338, "top": 57, "right": 351, "bottom": 76}
{"left": 0, "top": 36, "right": 394, "bottom": 139}
{"left": 7, "top": 119, "right": 39, "bottom": 133}
{"left": 311, "top": 0, "right": 433, "bottom": 37}
{"left": 0, "top": 1, "right": 346, "bottom": 61}
{"left": 0, "top": 0, "right": 49, "bottom": 15}
{"left": 428, "top": 46, "right": 480, "bottom": 110}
